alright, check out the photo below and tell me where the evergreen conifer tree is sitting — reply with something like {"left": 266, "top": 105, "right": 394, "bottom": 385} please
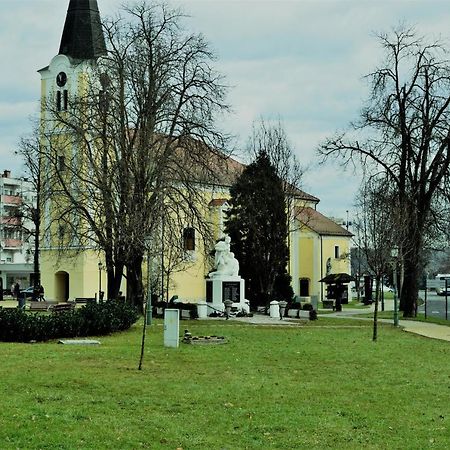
{"left": 225, "top": 152, "right": 293, "bottom": 308}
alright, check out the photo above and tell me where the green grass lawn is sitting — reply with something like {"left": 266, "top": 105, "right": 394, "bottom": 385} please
{"left": 0, "top": 317, "right": 449, "bottom": 449}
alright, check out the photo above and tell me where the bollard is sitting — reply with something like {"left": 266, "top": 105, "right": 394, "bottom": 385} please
{"left": 196, "top": 302, "right": 208, "bottom": 319}
{"left": 269, "top": 300, "right": 280, "bottom": 319}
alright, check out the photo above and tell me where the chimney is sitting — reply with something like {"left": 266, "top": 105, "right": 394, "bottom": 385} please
{"left": 2, "top": 170, "right": 11, "bottom": 178}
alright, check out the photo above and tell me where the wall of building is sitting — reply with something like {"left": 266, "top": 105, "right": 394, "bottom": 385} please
{"left": 293, "top": 226, "right": 352, "bottom": 303}
{"left": 41, "top": 249, "right": 107, "bottom": 302}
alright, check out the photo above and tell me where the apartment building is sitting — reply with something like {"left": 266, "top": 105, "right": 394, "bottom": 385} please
{"left": 0, "top": 170, "right": 34, "bottom": 292}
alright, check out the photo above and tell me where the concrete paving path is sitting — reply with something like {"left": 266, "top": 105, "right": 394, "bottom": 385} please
{"left": 228, "top": 299, "right": 450, "bottom": 342}
{"left": 320, "top": 300, "right": 450, "bottom": 342}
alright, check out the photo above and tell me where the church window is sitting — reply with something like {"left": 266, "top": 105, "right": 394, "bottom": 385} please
{"left": 56, "top": 90, "right": 68, "bottom": 111}
{"left": 63, "top": 90, "right": 68, "bottom": 110}
{"left": 56, "top": 91, "right": 62, "bottom": 111}
{"left": 58, "top": 155, "right": 66, "bottom": 172}
{"left": 334, "top": 245, "right": 340, "bottom": 258}
{"left": 58, "top": 224, "right": 66, "bottom": 240}
{"left": 300, "top": 278, "right": 310, "bottom": 296}
{"left": 99, "top": 90, "right": 109, "bottom": 112}
{"left": 183, "top": 228, "right": 195, "bottom": 251}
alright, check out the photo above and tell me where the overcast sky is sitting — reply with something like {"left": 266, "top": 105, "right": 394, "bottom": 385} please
{"left": 1, "top": 0, "right": 450, "bottom": 220}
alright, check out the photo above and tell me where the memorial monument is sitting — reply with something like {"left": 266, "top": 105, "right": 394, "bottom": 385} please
{"left": 205, "top": 236, "right": 249, "bottom": 315}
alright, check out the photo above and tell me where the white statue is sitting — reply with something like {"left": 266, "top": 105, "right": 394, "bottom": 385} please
{"left": 225, "top": 251, "right": 239, "bottom": 277}
{"left": 209, "top": 235, "right": 239, "bottom": 278}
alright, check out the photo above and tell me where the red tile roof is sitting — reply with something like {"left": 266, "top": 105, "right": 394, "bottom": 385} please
{"left": 295, "top": 207, "right": 353, "bottom": 237}
{"left": 208, "top": 198, "right": 229, "bottom": 207}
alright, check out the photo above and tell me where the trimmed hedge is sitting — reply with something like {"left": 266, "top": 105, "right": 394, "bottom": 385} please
{"left": 0, "top": 300, "right": 139, "bottom": 343}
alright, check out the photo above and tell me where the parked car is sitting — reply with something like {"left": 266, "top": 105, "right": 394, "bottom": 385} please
{"left": 20, "top": 286, "right": 35, "bottom": 298}
{"left": 437, "top": 289, "right": 450, "bottom": 296}
{"left": 435, "top": 274, "right": 450, "bottom": 296}
{"left": 372, "top": 284, "right": 394, "bottom": 293}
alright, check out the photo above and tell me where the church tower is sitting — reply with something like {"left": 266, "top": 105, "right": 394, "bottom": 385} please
{"left": 39, "top": 0, "right": 107, "bottom": 302}
{"left": 38, "top": 0, "right": 106, "bottom": 120}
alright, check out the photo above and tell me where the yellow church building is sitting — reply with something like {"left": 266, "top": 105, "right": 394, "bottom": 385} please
{"left": 38, "top": 0, "right": 352, "bottom": 307}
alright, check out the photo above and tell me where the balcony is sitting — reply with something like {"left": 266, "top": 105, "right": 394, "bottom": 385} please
{"left": 1, "top": 195, "right": 22, "bottom": 205}
{"left": 0, "top": 216, "right": 21, "bottom": 226}
{"left": 2, "top": 239, "right": 22, "bottom": 248}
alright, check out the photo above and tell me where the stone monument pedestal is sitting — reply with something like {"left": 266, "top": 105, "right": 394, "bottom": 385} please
{"left": 205, "top": 235, "right": 249, "bottom": 316}
{"left": 206, "top": 276, "right": 248, "bottom": 315}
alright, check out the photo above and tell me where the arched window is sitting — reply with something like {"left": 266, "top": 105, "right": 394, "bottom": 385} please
{"left": 299, "top": 278, "right": 310, "bottom": 296}
{"left": 183, "top": 227, "right": 195, "bottom": 251}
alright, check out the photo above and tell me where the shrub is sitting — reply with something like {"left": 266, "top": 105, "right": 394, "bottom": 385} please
{"left": 272, "top": 273, "right": 294, "bottom": 303}
{"left": 0, "top": 300, "right": 138, "bottom": 343}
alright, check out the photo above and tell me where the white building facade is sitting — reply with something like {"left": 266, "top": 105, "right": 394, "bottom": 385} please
{"left": 0, "top": 170, "right": 35, "bottom": 292}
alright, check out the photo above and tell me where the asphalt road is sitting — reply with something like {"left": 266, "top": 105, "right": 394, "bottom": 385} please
{"left": 419, "top": 290, "right": 450, "bottom": 320}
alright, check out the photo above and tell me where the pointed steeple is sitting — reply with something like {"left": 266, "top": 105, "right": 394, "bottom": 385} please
{"left": 58, "top": 0, "right": 107, "bottom": 60}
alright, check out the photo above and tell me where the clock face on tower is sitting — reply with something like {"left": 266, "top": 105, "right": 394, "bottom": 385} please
{"left": 56, "top": 72, "right": 67, "bottom": 87}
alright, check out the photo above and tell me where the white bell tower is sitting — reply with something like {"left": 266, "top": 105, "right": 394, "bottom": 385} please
{"left": 38, "top": 0, "right": 106, "bottom": 118}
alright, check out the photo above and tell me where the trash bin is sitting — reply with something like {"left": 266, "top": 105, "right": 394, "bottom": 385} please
{"left": 223, "top": 300, "right": 233, "bottom": 319}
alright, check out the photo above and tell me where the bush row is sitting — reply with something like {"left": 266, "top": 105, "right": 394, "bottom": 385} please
{"left": 0, "top": 300, "right": 139, "bottom": 342}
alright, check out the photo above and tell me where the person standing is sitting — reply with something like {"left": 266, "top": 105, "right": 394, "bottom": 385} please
{"left": 13, "top": 282, "right": 20, "bottom": 300}
{"left": 38, "top": 284, "right": 45, "bottom": 301}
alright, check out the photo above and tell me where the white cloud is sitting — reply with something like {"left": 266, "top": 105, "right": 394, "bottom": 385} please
{"left": 2, "top": 0, "right": 450, "bottom": 214}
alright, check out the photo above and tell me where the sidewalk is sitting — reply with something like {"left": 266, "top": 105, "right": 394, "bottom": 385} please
{"left": 320, "top": 300, "right": 450, "bottom": 342}
{"left": 229, "top": 299, "right": 450, "bottom": 342}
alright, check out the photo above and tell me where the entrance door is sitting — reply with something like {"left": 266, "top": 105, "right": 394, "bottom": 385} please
{"left": 55, "top": 271, "right": 69, "bottom": 302}
{"left": 299, "top": 278, "right": 310, "bottom": 297}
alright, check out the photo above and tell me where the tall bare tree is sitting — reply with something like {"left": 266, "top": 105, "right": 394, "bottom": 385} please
{"left": 319, "top": 27, "right": 450, "bottom": 317}
{"left": 354, "top": 177, "right": 404, "bottom": 340}
{"left": 13, "top": 127, "right": 47, "bottom": 295}
{"left": 40, "top": 1, "right": 229, "bottom": 307}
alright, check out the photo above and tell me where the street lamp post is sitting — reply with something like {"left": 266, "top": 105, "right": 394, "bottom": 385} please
{"left": 391, "top": 248, "right": 399, "bottom": 327}
{"left": 145, "top": 236, "right": 152, "bottom": 326}
{"left": 98, "top": 261, "right": 103, "bottom": 302}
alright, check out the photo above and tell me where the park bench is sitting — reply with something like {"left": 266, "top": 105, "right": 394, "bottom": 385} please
{"left": 74, "top": 297, "right": 96, "bottom": 304}
{"left": 287, "top": 309, "right": 300, "bottom": 318}
{"left": 28, "top": 301, "right": 52, "bottom": 312}
{"left": 52, "top": 302, "right": 76, "bottom": 313}
{"left": 322, "top": 299, "right": 335, "bottom": 310}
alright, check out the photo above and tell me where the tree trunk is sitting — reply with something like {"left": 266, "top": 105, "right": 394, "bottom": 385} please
{"left": 373, "top": 277, "right": 380, "bottom": 341}
{"left": 399, "top": 211, "right": 425, "bottom": 317}
{"left": 126, "top": 254, "right": 144, "bottom": 312}
{"left": 106, "top": 261, "right": 123, "bottom": 300}
{"left": 400, "top": 254, "right": 420, "bottom": 317}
